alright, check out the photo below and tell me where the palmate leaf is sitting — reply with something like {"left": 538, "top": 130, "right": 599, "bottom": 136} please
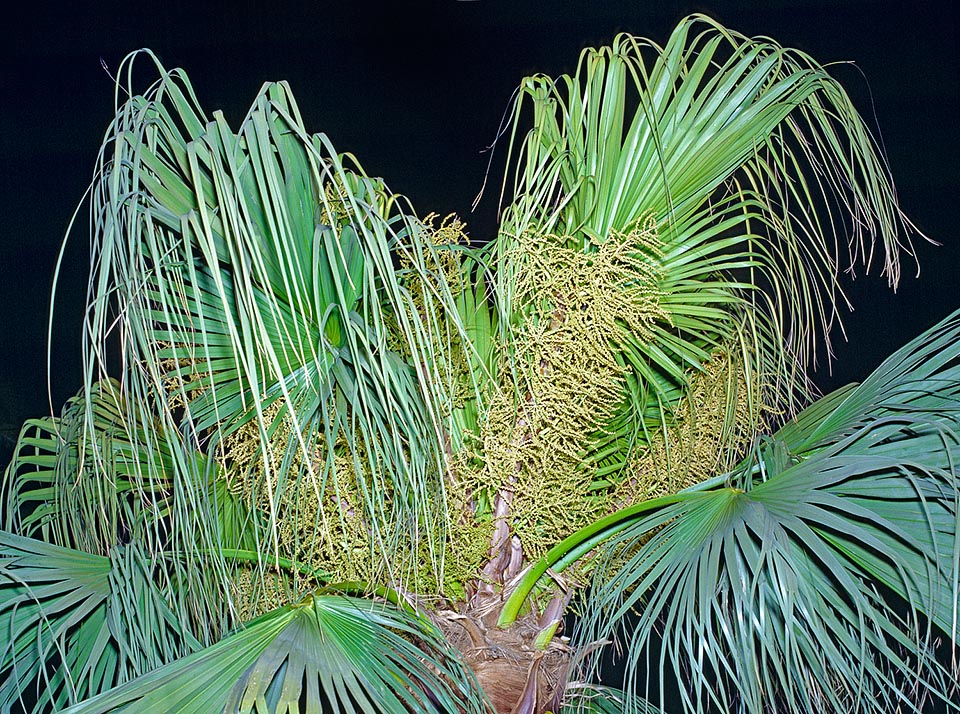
{"left": 494, "top": 14, "right": 918, "bottom": 476}
{"left": 560, "top": 685, "right": 660, "bottom": 714}
{"left": 0, "top": 532, "right": 200, "bottom": 712}
{"left": 63, "top": 594, "right": 490, "bottom": 714}
{"left": 1, "top": 378, "right": 172, "bottom": 554}
{"left": 562, "top": 310, "right": 960, "bottom": 713}
{"left": 1, "top": 377, "right": 268, "bottom": 700}
{"left": 84, "top": 50, "right": 477, "bottom": 594}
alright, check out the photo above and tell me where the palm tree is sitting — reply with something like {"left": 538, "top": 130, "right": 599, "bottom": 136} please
{"left": 2, "top": 14, "right": 957, "bottom": 714}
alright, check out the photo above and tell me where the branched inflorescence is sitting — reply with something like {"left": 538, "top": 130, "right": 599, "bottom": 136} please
{"left": 469, "top": 218, "right": 668, "bottom": 561}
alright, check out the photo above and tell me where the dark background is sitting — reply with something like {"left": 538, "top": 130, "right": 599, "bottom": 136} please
{"left": 2, "top": 0, "right": 957, "bottom": 462}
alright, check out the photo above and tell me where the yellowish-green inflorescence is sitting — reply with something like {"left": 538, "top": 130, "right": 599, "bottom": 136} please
{"left": 209, "top": 209, "right": 771, "bottom": 605}
{"left": 464, "top": 219, "right": 668, "bottom": 560}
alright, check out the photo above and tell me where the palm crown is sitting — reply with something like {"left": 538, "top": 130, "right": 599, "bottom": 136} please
{"left": 2, "top": 15, "right": 957, "bottom": 714}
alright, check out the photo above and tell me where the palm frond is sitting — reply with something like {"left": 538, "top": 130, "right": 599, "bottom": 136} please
{"left": 493, "top": 14, "right": 918, "bottom": 467}
{"left": 562, "top": 310, "right": 960, "bottom": 713}
{"left": 83, "top": 50, "right": 478, "bottom": 598}
{"left": 0, "top": 533, "right": 200, "bottom": 712}
{"left": 2, "top": 379, "right": 176, "bottom": 553}
{"left": 62, "top": 594, "right": 489, "bottom": 714}
{"left": 2, "top": 378, "right": 260, "bottom": 645}
{"left": 561, "top": 684, "right": 660, "bottom": 713}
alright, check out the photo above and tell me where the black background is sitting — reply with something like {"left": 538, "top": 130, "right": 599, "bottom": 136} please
{"left": 2, "top": 0, "right": 957, "bottom": 461}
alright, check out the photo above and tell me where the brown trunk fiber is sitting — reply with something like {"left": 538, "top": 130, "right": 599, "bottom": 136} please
{"left": 434, "top": 605, "right": 573, "bottom": 714}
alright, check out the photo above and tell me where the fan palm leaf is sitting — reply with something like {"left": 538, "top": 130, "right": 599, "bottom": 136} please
{"left": 81, "top": 50, "right": 479, "bottom": 600}
{"left": 491, "top": 15, "right": 918, "bottom": 484}
{"left": 0, "top": 532, "right": 201, "bottom": 711}
{"left": 60, "top": 594, "right": 487, "bottom": 714}
{"left": 2, "top": 378, "right": 180, "bottom": 554}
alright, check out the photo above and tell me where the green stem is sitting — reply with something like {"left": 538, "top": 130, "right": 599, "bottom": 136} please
{"left": 496, "top": 474, "right": 737, "bottom": 628}
{"left": 214, "top": 551, "right": 416, "bottom": 615}
{"left": 217, "top": 548, "right": 334, "bottom": 583}
{"left": 497, "top": 492, "right": 684, "bottom": 627}
{"left": 318, "top": 580, "right": 417, "bottom": 615}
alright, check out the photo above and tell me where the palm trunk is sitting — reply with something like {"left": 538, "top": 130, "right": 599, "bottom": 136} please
{"left": 434, "top": 594, "right": 573, "bottom": 714}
